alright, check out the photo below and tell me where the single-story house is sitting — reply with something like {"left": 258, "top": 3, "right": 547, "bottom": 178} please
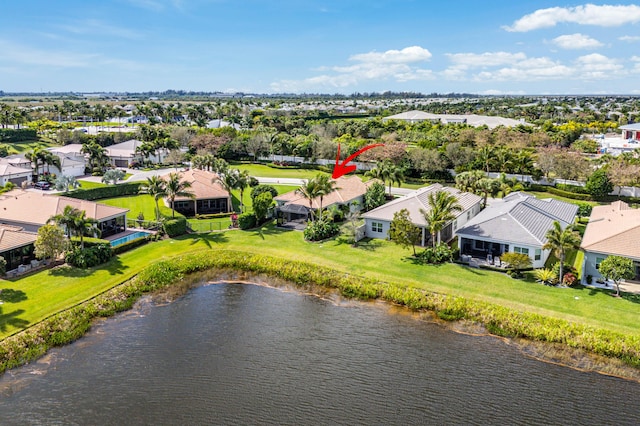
{"left": 165, "top": 169, "right": 231, "bottom": 216}
{"left": 0, "top": 162, "right": 33, "bottom": 187}
{"left": 106, "top": 139, "right": 163, "bottom": 168}
{"left": 0, "top": 224, "right": 37, "bottom": 272}
{"left": 47, "top": 144, "right": 88, "bottom": 177}
{"left": 0, "top": 190, "right": 129, "bottom": 238}
{"left": 362, "top": 184, "right": 482, "bottom": 246}
{"left": 580, "top": 201, "right": 640, "bottom": 283}
{"left": 456, "top": 192, "right": 578, "bottom": 268}
{"left": 274, "top": 175, "right": 375, "bottom": 222}
{"left": 619, "top": 123, "right": 640, "bottom": 141}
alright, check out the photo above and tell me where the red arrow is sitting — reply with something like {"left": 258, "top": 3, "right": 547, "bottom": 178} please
{"left": 332, "top": 143, "right": 384, "bottom": 179}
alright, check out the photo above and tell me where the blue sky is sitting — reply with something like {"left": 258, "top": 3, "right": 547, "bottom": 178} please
{"left": 1, "top": 1, "right": 639, "bottom": 94}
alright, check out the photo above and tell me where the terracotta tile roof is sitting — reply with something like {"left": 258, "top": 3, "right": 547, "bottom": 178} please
{"left": 163, "top": 169, "right": 230, "bottom": 201}
{"left": 275, "top": 175, "right": 374, "bottom": 210}
{"left": 0, "top": 224, "right": 37, "bottom": 252}
{"left": 581, "top": 201, "right": 640, "bottom": 259}
{"left": 0, "top": 190, "right": 129, "bottom": 226}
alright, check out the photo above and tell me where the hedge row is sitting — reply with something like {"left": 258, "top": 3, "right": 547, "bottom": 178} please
{"left": 0, "top": 128, "right": 37, "bottom": 142}
{"left": 65, "top": 182, "right": 143, "bottom": 201}
{"left": 1, "top": 250, "right": 638, "bottom": 376}
{"left": 527, "top": 184, "right": 592, "bottom": 201}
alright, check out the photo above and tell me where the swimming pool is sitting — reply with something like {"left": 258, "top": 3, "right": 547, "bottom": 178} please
{"left": 110, "top": 231, "right": 153, "bottom": 247}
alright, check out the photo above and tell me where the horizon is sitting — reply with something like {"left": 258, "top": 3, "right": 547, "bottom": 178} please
{"left": 1, "top": 1, "right": 640, "bottom": 95}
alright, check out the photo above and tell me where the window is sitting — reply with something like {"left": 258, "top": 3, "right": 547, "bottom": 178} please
{"left": 371, "top": 222, "right": 383, "bottom": 233}
{"left": 467, "top": 211, "right": 471, "bottom": 220}
{"left": 596, "top": 257, "right": 605, "bottom": 269}
{"left": 474, "top": 240, "right": 489, "bottom": 251}
{"left": 534, "top": 249, "right": 542, "bottom": 261}
{"left": 514, "top": 247, "right": 529, "bottom": 256}
{"left": 453, "top": 220, "right": 457, "bottom": 230}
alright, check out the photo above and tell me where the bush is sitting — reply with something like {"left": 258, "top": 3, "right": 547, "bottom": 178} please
{"left": 66, "top": 182, "right": 143, "bottom": 201}
{"left": 303, "top": 218, "right": 340, "bottom": 241}
{"left": 585, "top": 169, "right": 613, "bottom": 199}
{"left": 238, "top": 212, "right": 257, "bottom": 230}
{"left": 562, "top": 272, "right": 578, "bottom": 287}
{"left": 0, "top": 256, "right": 6, "bottom": 275}
{"left": 250, "top": 184, "right": 278, "bottom": 202}
{"left": 65, "top": 243, "right": 113, "bottom": 268}
{"left": 0, "top": 128, "right": 37, "bottom": 142}
{"left": 415, "top": 243, "right": 454, "bottom": 264}
{"left": 163, "top": 217, "right": 187, "bottom": 237}
{"left": 556, "top": 183, "right": 589, "bottom": 194}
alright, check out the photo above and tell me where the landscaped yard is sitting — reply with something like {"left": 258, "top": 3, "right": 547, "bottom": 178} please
{"left": 234, "top": 163, "right": 329, "bottom": 179}
{"left": 5, "top": 140, "right": 58, "bottom": 154}
{"left": 1, "top": 221, "right": 639, "bottom": 341}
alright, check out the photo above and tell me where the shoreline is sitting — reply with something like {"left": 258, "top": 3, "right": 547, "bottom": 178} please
{"left": 1, "top": 250, "right": 639, "bottom": 381}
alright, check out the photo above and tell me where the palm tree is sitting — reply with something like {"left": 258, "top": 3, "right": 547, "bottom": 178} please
{"left": 296, "top": 178, "right": 321, "bottom": 222}
{"left": 81, "top": 141, "right": 109, "bottom": 174}
{"left": 314, "top": 174, "right": 338, "bottom": 219}
{"left": 165, "top": 172, "right": 195, "bottom": 218}
{"left": 542, "top": 221, "right": 582, "bottom": 283}
{"left": 48, "top": 205, "right": 99, "bottom": 249}
{"left": 25, "top": 147, "right": 45, "bottom": 178}
{"left": 139, "top": 175, "right": 167, "bottom": 221}
{"left": 42, "top": 151, "right": 61, "bottom": 175}
{"left": 235, "top": 169, "right": 251, "bottom": 213}
{"left": 48, "top": 205, "right": 79, "bottom": 238}
{"left": 215, "top": 170, "right": 239, "bottom": 213}
{"left": 420, "top": 191, "right": 462, "bottom": 247}
{"left": 476, "top": 145, "right": 494, "bottom": 175}
{"left": 71, "top": 209, "right": 100, "bottom": 249}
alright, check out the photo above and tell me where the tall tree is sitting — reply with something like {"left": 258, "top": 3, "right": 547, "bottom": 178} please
{"left": 235, "top": 169, "right": 251, "bottom": 213}
{"left": 314, "top": 174, "right": 338, "bottom": 219}
{"left": 165, "top": 172, "right": 194, "bottom": 219}
{"left": 295, "top": 178, "right": 321, "bottom": 222}
{"left": 215, "top": 170, "right": 239, "bottom": 213}
{"left": 139, "top": 175, "right": 167, "bottom": 221}
{"left": 34, "top": 224, "right": 69, "bottom": 262}
{"left": 542, "top": 221, "right": 582, "bottom": 283}
{"left": 420, "top": 191, "right": 462, "bottom": 247}
{"left": 48, "top": 206, "right": 99, "bottom": 249}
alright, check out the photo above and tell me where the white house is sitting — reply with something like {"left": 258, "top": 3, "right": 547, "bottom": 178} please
{"left": 456, "top": 192, "right": 578, "bottom": 269}
{"left": 362, "top": 184, "right": 482, "bottom": 246}
{"left": 0, "top": 162, "right": 33, "bottom": 187}
{"left": 47, "top": 144, "right": 87, "bottom": 177}
{"left": 105, "top": 139, "right": 162, "bottom": 168}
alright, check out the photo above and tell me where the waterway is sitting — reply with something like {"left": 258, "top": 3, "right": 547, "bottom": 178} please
{"left": 0, "top": 282, "right": 639, "bottom": 425}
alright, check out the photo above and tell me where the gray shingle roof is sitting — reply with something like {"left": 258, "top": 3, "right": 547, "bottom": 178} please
{"left": 362, "top": 184, "right": 481, "bottom": 227}
{"left": 456, "top": 192, "right": 577, "bottom": 246}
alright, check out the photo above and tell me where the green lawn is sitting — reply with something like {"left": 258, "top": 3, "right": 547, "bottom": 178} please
{"left": 526, "top": 191, "right": 603, "bottom": 206}
{"left": 1, "top": 222, "right": 639, "bottom": 340}
{"left": 6, "top": 140, "right": 58, "bottom": 154}
{"left": 100, "top": 194, "right": 180, "bottom": 221}
{"left": 77, "top": 180, "right": 108, "bottom": 189}
{"left": 235, "top": 164, "right": 329, "bottom": 179}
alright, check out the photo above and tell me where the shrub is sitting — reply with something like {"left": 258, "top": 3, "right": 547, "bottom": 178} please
{"left": 112, "top": 236, "right": 151, "bottom": 255}
{"left": 65, "top": 182, "right": 143, "bottom": 201}
{"left": 0, "top": 128, "right": 37, "bottom": 142}
{"left": 0, "top": 256, "right": 6, "bottom": 275}
{"left": 303, "top": 218, "right": 339, "bottom": 241}
{"left": 562, "top": 272, "right": 578, "bottom": 287}
{"left": 501, "top": 252, "right": 532, "bottom": 277}
{"left": 585, "top": 169, "right": 613, "bottom": 199}
{"left": 163, "top": 217, "right": 187, "bottom": 237}
{"left": 238, "top": 212, "right": 257, "bottom": 230}
{"left": 250, "top": 184, "right": 278, "bottom": 202}
{"left": 415, "top": 243, "right": 454, "bottom": 264}
{"left": 534, "top": 268, "right": 557, "bottom": 286}
{"left": 65, "top": 243, "right": 113, "bottom": 268}
{"left": 551, "top": 261, "right": 577, "bottom": 281}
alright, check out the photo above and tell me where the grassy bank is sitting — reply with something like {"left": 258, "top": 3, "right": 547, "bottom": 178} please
{"left": 1, "top": 250, "right": 639, "bottom": 376}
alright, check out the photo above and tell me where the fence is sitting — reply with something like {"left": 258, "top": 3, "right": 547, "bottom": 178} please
{"left": 187, "top": 220, "right": 229, "bottom": 233}
{"left": 127, "top": 219, "right": 162, "bottom": 231}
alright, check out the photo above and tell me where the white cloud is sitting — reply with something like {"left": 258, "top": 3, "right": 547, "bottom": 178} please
{"left": 504, "top": 4, "right": 640, "bottom": 32}
{"left": 551, "top": 33, "right": 603, "bottom": 49}
{"left": 631, "top": 56, "right": 640, "bottom": 61}
{"left": 0, "top": 40, "right": 93, "bottom": 67}
{"left": 270, "top": 46, "right": 434, "bottom": 92}
{"left": 445, "top": 51, "right": 527, "bottom": 68}
{"left": 574, "top": 53, "right": 624, "bottom": 79}
{"left": 619, "top": 35, "right": 640, "bottom": 42}
{"left": 349, "top": 46, "right": 432, "bottom": 64}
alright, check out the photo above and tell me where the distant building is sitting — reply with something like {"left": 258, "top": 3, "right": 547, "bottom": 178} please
{"left": 382, "top": 110, "right": 528, "bottom": 129}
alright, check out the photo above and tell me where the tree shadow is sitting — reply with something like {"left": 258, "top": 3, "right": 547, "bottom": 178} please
{"left": 0, "top": 308, "right": 29, "bottom": 332}
{"left": 252, "top": 224, "right": 292, "bottom": 240}
{"left": 621, "top": 292, "right": 640, "bottom": 304}
{"left": 352, "top": 239, "right": 383, "bottom": 252}
{"left": 49, "top": 265, "right": 93, "bottom": 278}
{"left": 0, "top": 288, "right": 27, "bottom": 303}
{"left": 189, "top": 233, "right": 230, "bottom": 247}
{"left": 102, "top": 256, "right": 128, "bottom": 276}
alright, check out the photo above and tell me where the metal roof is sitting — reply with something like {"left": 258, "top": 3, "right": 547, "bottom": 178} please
{"left": 456, "top": 192, "right": 578, "bottom": 246}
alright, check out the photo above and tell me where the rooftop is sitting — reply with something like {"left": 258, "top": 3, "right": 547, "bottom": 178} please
{"left": 581, "top": 201, "right": 640, "bottom": 260}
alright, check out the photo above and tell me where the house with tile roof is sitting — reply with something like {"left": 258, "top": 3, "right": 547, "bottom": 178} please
{"left": 275, "top": 175, "right": 375, "bottom": 222}
{"left": 0, "top": 224, "right": 38, "bottom": 272}
{"left": 362, "top": 184, "right": 482, "bottom": 246}
{"left": 106, "top": 139, "right": 163, "bottom": 168}
{"left": 580, "top": 201, "right": 640, "bottom": 282}
{"left": 455, "top": 192, "right": 578, "bottom": 268}
{"left": 0, "top": 190, "right": 129, "bottom": 238}
{"left": 164, "top": 169, "right": 231, "bottom": 216}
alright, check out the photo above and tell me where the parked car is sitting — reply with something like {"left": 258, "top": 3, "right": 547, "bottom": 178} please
{"left": 34, "top": 181, "right": 51, "bottom": 190}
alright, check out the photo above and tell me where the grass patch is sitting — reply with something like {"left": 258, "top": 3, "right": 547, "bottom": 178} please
{"left": 78, "top": 180, "right": 108, "bottom": 189}
{"left": 235, "top": 164, "right": 329, "bottom": 179}
{"left": 100, "top": 194, "right": 180, "bottom": 221}
{"left": 5, "top": 140, "right": 58, "bottom": 154}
